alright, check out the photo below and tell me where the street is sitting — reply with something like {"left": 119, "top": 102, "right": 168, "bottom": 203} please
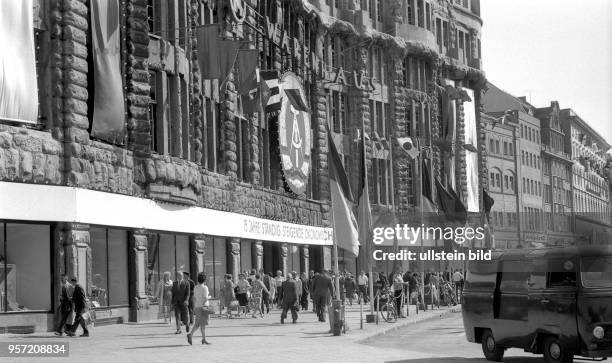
{"left": 361, "top": 313, "right": 540, "bottom": 363}
{"left": 0, "top": 305, "right": 555, "bottom": 363}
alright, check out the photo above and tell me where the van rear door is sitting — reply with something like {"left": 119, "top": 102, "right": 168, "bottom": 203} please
{"left": 494, "top": 260, "right": 530, "bottom": 349}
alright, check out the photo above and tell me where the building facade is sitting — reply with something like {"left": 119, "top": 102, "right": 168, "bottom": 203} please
{"left": 560, "top": 108, "right": 612, "bottom": 244}
{"left": 0, "top": 0, "right": 485, "bottom": 332}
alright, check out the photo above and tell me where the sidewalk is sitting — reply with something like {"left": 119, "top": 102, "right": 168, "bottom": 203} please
{"left": 0, "top": 303, "right": 459, "bottom": 363}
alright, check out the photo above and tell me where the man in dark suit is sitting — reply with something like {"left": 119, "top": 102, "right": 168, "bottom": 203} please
{"left": 183, "top": 271, "right": 196, "bottom": 325}
{"left": 311, "top": 269, "right": 334, "bottom": 322}
{"left": 68, "top": 277, "right": 89, "bottom": 337}
{"left": 172, "top": 271, "right": 190, "bottom": 334}
{"left": 299, "top": 272, "right": 310, "bottom": 311}
{"left": 54, "top": 274, "right": 74, "bottom": 336}
{"left": 278, "top": 273, "right": 300, "bottom": 324}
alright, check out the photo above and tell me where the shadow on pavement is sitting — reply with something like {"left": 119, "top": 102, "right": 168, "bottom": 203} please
{"left": 124, "top": 344, "right": 186, "bottom": 350}
{"left": 386, "top": 357, "right": 542, "bottom": 363}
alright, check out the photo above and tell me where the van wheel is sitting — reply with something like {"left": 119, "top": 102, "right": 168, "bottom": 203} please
{"left": 481, "top": 330, "right": 505, "bottom": 361}
{"left": 543, "top": 336, "right": 572, "bottom": 363}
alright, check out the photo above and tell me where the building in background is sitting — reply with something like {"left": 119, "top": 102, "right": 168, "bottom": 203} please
{"left": 534, "top": 101, "right": 574, "bottom": 246}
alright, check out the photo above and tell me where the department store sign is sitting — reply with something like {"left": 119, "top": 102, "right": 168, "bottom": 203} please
{"left": 241, "top": 215, "right": 333, "bottom": 245}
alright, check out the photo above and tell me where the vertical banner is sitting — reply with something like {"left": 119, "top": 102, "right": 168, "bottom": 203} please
{"left": 0, "top": 0, "right": 38, "bottom": 123}
{"left": 90, "top": 0, "right": 126, "bottom": 144}
{"left": 462, "top": 87, "right": 480, "bottom": 212}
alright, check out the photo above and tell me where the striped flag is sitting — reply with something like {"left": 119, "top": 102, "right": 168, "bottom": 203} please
{"left": 357, "top": 132, "right": 372, "bottom": 267}
{"left": 327, "top": 126, "right": 359, "bottom": 257}
{"left": 260, "top": 70, "right": 281, "bottom": 114}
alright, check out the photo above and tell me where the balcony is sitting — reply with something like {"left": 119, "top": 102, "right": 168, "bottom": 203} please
{"left": 542, "top": 144, "right": 570, "bottom": 161}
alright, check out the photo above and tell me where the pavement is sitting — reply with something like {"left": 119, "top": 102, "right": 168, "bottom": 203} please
{"left": 0, "top": 303, "right": 459, "bottom": 363}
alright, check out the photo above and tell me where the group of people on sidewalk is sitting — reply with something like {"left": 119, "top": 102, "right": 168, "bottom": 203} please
{"left": 55, "top": 274, "right": 91, "bottom": 337}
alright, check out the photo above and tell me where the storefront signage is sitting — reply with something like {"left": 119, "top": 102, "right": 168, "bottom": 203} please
{"left": 241, "top": 216, "right": 332, "bottom": 245}
{"left": 322, "top": 67, "right": 376, "bottom": 91}
{"left": 279, "top": 72, "right": 311, "bottom": 195}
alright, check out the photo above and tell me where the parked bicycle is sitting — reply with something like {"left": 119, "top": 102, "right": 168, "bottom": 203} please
{"left": 374, "top": 287, "right": 401, "bottom": 323}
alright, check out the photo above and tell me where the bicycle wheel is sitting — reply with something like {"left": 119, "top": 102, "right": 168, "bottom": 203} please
{"left": 380, "top": 304, "right": 398, "bottom": 322}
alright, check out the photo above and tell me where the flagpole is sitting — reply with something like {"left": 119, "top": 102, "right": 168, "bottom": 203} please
{"left": 419, "top": 143, "right": 426, "bottom": 310}
{"left": 362, "top": 115, "right": 375, "bottom": 317}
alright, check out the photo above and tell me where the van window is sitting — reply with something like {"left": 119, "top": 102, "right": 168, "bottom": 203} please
{"left": 581, "top": 256, "right": 612, "bottom": 288}
{"left": 466, "top": 260, "right": 497, "bottom": 290}
{"left": 500, "top": 260, "right": 528, "bottom": 293}
{"left": 528, "top": 272, "right": 546, "bottom": 289}
{"left": 548, "top": 258, "right": 577, "bottom": 288}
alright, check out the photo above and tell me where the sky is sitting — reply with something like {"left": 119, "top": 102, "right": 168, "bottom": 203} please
{"left": 481, "top": 0, "right": 612, "bottom": 150}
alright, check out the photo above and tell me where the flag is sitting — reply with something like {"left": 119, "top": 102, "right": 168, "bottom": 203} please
{"left": 196, "top": 24, "right": 221, "bottom": 79}
{"left": 237, "top": 49, "right": 259, "bottom": 96}
{"left": 435, "top": 179, "right": 467, "bottom": 224}
{"left": 483, "top": 188, "right": 495, "bottom": 223}
{"left": 327, "top": 126, "right": 359, "bottom": 257}
{"left": 357, "top": 132, "right": 372, "bottom": 267}
{"left": 196, "top": 25, "right": 241, "bottom": 83}
{"left": 261, "top": 70, "right": 281, "bottom": 113}
{"left": 90, "top": 0, "right": 125, "bottom": 144}
{"left": 422, "top": 159, "right": 432, "bottom": 202}
{"left": 284, "top": 88, "right": 310, "bottom": 112}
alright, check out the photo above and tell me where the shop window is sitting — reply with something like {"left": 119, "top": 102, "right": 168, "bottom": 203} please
{"left": 240, "top": 240, "right": 253, "bottom": 273}
{"left": 146, "top": 233, "right": 191, "bottom": 304}
{"left": 0, "top": 223, "right": 51, "bottom": 312}
{"left": 91, "top": 227, "right": 129, "bottom": 307}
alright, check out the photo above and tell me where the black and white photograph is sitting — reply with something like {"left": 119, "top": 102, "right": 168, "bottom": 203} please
{"left": 0, "top": 0, "right": 611, "bottom": 362}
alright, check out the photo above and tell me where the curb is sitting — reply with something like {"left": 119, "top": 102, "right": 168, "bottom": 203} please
{"left": 353, "top": 307, "right": 461, "bottom": 343}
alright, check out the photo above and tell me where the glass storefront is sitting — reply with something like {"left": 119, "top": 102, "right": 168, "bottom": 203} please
{"left": 204, "top": 237, "right": 227, "bottom": 298}
{"left": 90, "top": 227, "right": 129, "bottom": 307}
{"left": 0, "top": 223, "right": 51, "bottom": 312}
{"left": 146, "top": 233, "right": 191, "bottom": 303}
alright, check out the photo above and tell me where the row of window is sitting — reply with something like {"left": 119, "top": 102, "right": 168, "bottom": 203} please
{"left": 523, "top": 207, "right": 544, "bottom": 232}
{"left": 488, "top": 138, "right": 514, "bottom": 157}
{"left": 490, "top": 211, "right": 518, "bottom": 228}
{"left": 401, "top": 57, "right": 431, "bottom": 91}
{"left": 521, "top": 151, "right": 541, "bottom": 169}
{"left": 545, "top": 212, "right": 571, "bottom": 232}
{"left": 522, "top": 177, "right": 542, "bottom": 197}
{"left": 520, "top": 124, "right": 540, "bottom": 143}
{"left": 489, "top": 169, "right": 515, "bottom": 193}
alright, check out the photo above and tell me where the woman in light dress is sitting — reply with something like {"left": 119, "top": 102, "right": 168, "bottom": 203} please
{"left": 157, "top": 271, "right": 173, "bottom": 323}
{"left": 249, "top": 274, "right": 269, "bottom": 318}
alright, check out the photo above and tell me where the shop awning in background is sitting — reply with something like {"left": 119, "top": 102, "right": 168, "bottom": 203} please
{"left": 0, "top": 0, "right": 38, "bottom": 124}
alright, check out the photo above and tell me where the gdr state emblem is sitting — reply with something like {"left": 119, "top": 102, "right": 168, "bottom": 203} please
{"left": 278, "top": 72, "right": 311, "bottom": 195}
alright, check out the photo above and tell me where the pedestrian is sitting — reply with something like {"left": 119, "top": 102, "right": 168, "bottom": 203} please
{"left": 344, "top": 273, "right": 356, "bottom": 306}
{"left": 392, "top": 270, "right": 405, "bottom": 317}
{"left": 157, "top": 271, "right": 173, "bottom": 323}
{"left": 310, "top": 269, "right": 333, "bottom": 322}
{"left": 235, "top": 273, "right": 251, "bottom": 316}
{"left": 452, "top": 269, "right": 464, "bottom": 300}
{"left": 172, "top": 271, "right": 190, "bottom": 334}
{"left": 409, "top": 273, "right": 418, "bottom": 305}
{"left": 220, "top": 274, "right": 235, "bottom": 318}
{"left": 274, "top": 270, "right": 285, "bottom": 307}
{"left": 293, "top": 271, "right": 303, "bottom": 308}
{"left": 299, "top": 272, "right": 309, "bottom": 310}
{"left": 279, "top": 272, "right": 300, "bottom": 324}
{"left": 338, "top": 272, "right": 346, "bottom": 304}
{"left": 310, "top": 271, "right": 319, "bottom": 313}
{"left": 187, "top": 272, "right": 211, "bottom": 345}
{"left": 357, "top": 271, "right": 368, "bottom": 303}
{"left": 267, "top": 272, "right": 276, "bottom": 309}
{"left": 260, "top": 269, "right": 271, "bottom": 314}
{"left": 249, "top": 274, "right": 269, "bottom": 318}
{"left": 54, "top": 274, "right": 74, "bottom": 336}
{"left": 67, "top": 277, "right": 90, "bottom": 337}
{"left": 183, "top": 272, "right": 196, "bottom": 325}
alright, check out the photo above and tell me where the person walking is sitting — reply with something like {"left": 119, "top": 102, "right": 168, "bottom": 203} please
{"left": 249, "top": 274, "right": 269, "bottom": 318}
{"left": 278, "top": 272, "right": 300, "bottom": 324}
{"left": 392, "top": 270, "right": 405, "bottom": 317}
{"left": 186, "top": 272, "right": 211, "bottom": 345}
{"left": 157, "top": 272, "right": 173, "bottom": 323}
{"left": 273, "top": 270, "right": 285, "bottom": 308}
{"left": 344, "top": 273, "right": 356, "bottom": 306}
{"left": 311, "top": 270, "right": 334, "bottom": 323}
{"left": 183, "top": 272, "right": 196, "bottom": 325}
{"left": 219, "top": 274, "right": 235, "bottom": 318}
{"left": 259, "top": 269, "right": 271, "bottom": 314}
{"left": 68, "top": 277, "right": 90, "bottom": 337}
{"left": 172, "top": 271, "right": 190, "bottom": 334}
{"left": 235, "top": 273, "right": 251, "bottom": 317}
{"left": 357, "top": 271, "right": 368, "bottom": 303}
{"left": 54, "top": 274, "right": 74, "bottom": 336}
{"left": 299, "top": 272, "right": 309, "bottom": 311}
{"left": 310, "top": 271, "right": 319, "bottom": 313}
{"left": 267, "top": 272, "right": 276, "bottom": 310}
{"left": 452, "top": 269, "right": 464, "bottom": 300}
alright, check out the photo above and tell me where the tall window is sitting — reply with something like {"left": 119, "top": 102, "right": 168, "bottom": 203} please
{"left": 0, "top": 223, "right": 51, "bottom": 312}
{"left": 146, "top": 233, "right": 190, "bottom": 303}
{"left": 90, "top": 227, "right": 129, "bottom": 307}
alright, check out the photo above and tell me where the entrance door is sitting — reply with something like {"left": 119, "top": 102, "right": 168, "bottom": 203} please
{"left": 309, "top": 245, "right": 322, "bottom": 273}
{"left": 263, "top": 242, "right": 280, "bottom": 274}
